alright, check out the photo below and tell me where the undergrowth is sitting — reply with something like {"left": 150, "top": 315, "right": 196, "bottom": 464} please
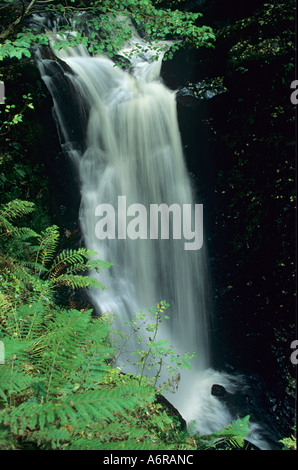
{"left": 0, "top": 199, "right": 276, "bottom": 450}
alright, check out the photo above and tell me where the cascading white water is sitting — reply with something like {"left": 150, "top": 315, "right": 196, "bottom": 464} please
{"left": 39, "top": 33, "right": 211, "bottom": 368}
{"left": 37, "top": 25, "right": 277, "bottom": 449}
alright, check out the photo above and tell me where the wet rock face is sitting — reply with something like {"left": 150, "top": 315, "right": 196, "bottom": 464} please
{"left": 211, "top": 384, "right": 226, "bottom": 397}
{"left": 176, "top": 78, "right": 228, "bottom": 108}
{"left": 211, "top": 383, "right": 256, "bottom": 417}
{"left": 210, "top": 381, "right": 283, "bottom": 450}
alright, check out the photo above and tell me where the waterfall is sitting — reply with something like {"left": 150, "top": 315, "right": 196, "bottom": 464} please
{"left": 38, "top": 34, "right": 211, "bottom": 367}
{"left": 36, "top": 25, "right": 278, "bottom": 450}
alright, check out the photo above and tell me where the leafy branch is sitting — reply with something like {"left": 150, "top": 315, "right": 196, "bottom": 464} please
{"left": 0, "top": 0, "right": 215, "bottom": 61}
{"left": 112, "top": 301, "right": 196, "bottom": 392}
{"left": 0, "top": 93, "right": 34, "bottom": 135}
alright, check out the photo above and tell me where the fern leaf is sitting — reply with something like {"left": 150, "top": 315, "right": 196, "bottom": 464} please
{"left": 26, "top": 425, "right": 72, "bottom": 450}
{"left": 64, "top": 258, "right": 112, "bottom": 275}
{"left": 15, "top": 302, "right": 47, "bottom": 340}
{"left": 21, "top": 261, "right": 48, "bottom": 273}
{"left": 35, "top": 225, "right": 60, "bottom": 270}
{"left": 0, "top": 291, "right": 13, "bottom": 320}
{"left": 202, "top": 415, "right": 251, "bottom": 449}
{"left": 0, "top": 367, "right": 33, "bottom": 398}
{"left": 217, "top": 415, "right": 250, "bottom": 440}
{"left": 70, "top": 436, "right": 162, "bottom": 451}
{"left": 83, "top": 258, "right": 113, "bottom": 272}
{"left": 48, "top": 248, "right": 110, "bottom": 276}
{"left": 0, "top": 383, "right": 155, "bottom": 437}
{"left": 0, "top": 425, "right": 18, "bottom": 450}
{"left": 39, "top": 309, "right": 92, "bottom": 399}
{"left": 0, "top": 200, "right": 35, "bottom": 223}
{"left": 50, "top": 248, "right": 91, "bottom": 270}
{"left": 3, "top": 227, "right": 39, "bottom": 241}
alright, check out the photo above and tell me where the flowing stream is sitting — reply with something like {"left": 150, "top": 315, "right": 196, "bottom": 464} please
{"left": 36, "top": 24, "right": 278, "bottom": 449}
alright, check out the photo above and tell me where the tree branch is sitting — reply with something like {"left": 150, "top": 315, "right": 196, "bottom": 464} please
{"left": 0, "top": 0, "right": 37, "bottom": 40}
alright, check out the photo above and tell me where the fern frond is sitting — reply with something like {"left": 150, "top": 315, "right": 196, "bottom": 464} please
{"left": 5, "top": 227, "right": 38, "bottom": 241}
{"left": 0, "top": 336, "right": 35, "bottom": 400}
{"left": 70, "top": 347, "right": 113, "bottom": 391}
{"left": 199, "top": 415, "right": 251, "bottom": 449}
{"left": 0, "top": 200, "right": 35, "bottom": 224}
{"left": 0, "top": 336, "right": 33, "bottom": 361}
{"left": 51, "top": 273, "right": 106, "bottom": 290}
{"left": 0, "top": 384, "right": 155, "bottom": 437}
{"left": 20, "top": 261, "right": 48, "bottom": 273}
{"left": 82, "top": 258, "right": 113, "bottom": 272}
{"left": 70, "top": 435, "right": 163, "bottom": 451}
{"left": 215, "top": 414, "right": 250, "bottom": 445}
{"left": 25, "top": 425, "right": 72, "bottom": 450}
{"left": 0, "top": 291, "right": 13, "bottom": 322}
{"left": 35, "top": 225, "right": 60, "bottom": 271}
{"left": 0, "top": 426, "right": 18, "bottom": 450}
{"left": 0, "top": 260, "right": 55, "bottom": 307}
{"left": 63, "top": 259, "right": 112, "bottom": 275}
{"left": 49, "top": 247, "right": 94, "bottom": 271}
{"left": 0, "top": 367, "right": 33, "bottom": 400}
{"left": 47, "top": 248, "right": 111, "bottom": 278}
{"left": 38, "top": 308, "right": 93, "bottom": 399}
{"left": 15, "top": 302, "right": 48, "bottom": 340}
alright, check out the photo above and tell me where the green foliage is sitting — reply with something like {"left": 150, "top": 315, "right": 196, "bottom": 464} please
{"left": 189, "top": 415, "right": 252, "bottom": 450}
{"left": 0, "top": 200, "right": 259, "bottom": 450}
{"left": 279, "top": 426, "right": 296, "bottom": 450}
{"left": 0, "top": 199, "right": 112, "bottom": 295}
{"left": 0, "top": 89, "right": 34, "bottom": 134}
{"left": 0, "top": 82, "right": 49, "bottom": 231}
{"left": 0, "top": 200, "right": 195, "bottom": 450}
{"left": 0, "top": 200, "right": 153, "bottom": 450}
{"left": 111, "top": 300, "right": 196, "bottom": 392}
{"left": 0, "top": 0, "right": 215, "bottom": 62}
{"left": 0, "top": 32, "right": 47, "bottom": 60}
{"left": 0, "top": 199, "right": 35, "bottom": 233}
{"left": 0, "top": 303, "right": 160, "bottom": 450}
